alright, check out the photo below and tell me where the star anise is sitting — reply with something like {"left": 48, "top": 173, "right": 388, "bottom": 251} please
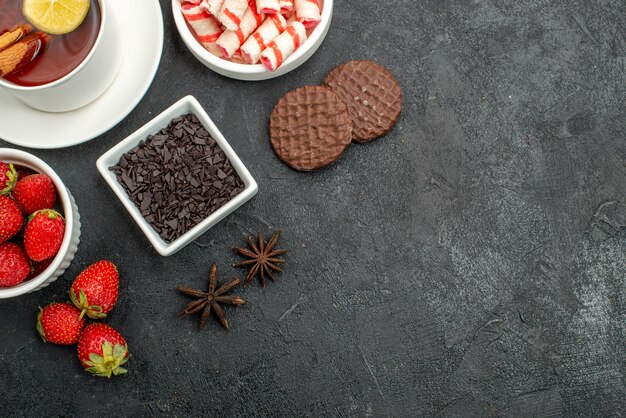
{"left": 177, "top": 263, "right": 245, "bottom": 330}
{"left": 234, "top": 230, "right": 288, "bottom": 288}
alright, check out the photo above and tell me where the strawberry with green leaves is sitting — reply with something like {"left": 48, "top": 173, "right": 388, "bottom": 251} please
{"left": 23, "top": 209, "right": 65, "bottom": 261}
{"left": 0, "top": 243, "right": 31, "bottom": 287}
{"left": 12, "top": 173, "right": 57, "bottom": 215}
{"left": 0, "top": 195, "right": 23, "bottom": 243}
{"left": 0, "top": 162, "right": 17, "bottom": 195}
{"left": 70, "top": 260, "right": 119, "bottom": 319}
{"left": 37, "top": 303, "right": 86, "bottom": 345}
{"left": 77, "top": 323, "right": 129, "bottom": 378}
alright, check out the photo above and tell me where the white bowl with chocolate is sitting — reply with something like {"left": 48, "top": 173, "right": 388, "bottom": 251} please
{"left": 96, "top": 95, "right": 258, "bottom": 256}
{"left": 172, "top": 0, "right": 332, "bottom": 81}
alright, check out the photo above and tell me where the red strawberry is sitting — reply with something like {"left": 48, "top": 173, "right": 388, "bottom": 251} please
{"left": 14, "top": 166, "right": 35, "bottom": 179}
{"left": 26, "top": 257, "right": 54, "bottom": 280}
{"left": 28, "top": 258, "right": 54, "bottom": 280}
{"left": 77, "top": 323, "right": 129, "bottom": 378}
{"left": 69, "top": 260, "right": 119, "bottom": 319}
{"left": 36, "top": 303, "right": 86, "bottom": 345}
{"left": 0, "top": 162, "right": 17, "bottom": 195}
{"left": 23, "top": 209, "right": 65, "bottom": 262}
{"left": 12, "top": 174, "right": 57, "bottom": 215}
{"left": 0, "top": 195, "right": 23, "bottom": 243}
{"left": 0, "top": 243, "right": 31, "bottom": 287}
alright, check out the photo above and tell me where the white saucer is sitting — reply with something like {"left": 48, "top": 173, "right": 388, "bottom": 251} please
{"left": 0, "top": 0, "right": 164, "bottom": 149}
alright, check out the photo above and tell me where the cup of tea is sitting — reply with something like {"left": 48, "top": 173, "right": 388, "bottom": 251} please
{"left": 0, "top": 0, "right": 121, "bottom": 112}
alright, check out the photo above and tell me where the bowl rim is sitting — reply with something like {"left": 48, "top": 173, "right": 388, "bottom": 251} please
{"left": 0, "top": 148, "right": 75, "bottom": 297}
{"left": 0, "top": 0, "right": 108, "bottom": 92}
{"left": 171, "top": 0, "right": 332, "bottom": 75}
{"left": 96, "top": 95, "right": 258, "bottom": 256}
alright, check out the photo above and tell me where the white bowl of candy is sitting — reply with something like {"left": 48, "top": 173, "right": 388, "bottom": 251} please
{"left": 172, "top": 0, "right": 332, "bottom": 81}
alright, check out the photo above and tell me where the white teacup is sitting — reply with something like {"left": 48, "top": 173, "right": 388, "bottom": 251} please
{"left": 0, "top": 0, "right": 121, "bottom": 113}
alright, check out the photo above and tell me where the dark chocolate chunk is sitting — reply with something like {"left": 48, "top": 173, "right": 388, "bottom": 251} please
{"left": 111, "top": 113, "right": 246, "bottom": 243}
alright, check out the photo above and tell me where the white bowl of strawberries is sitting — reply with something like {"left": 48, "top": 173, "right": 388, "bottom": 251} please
{"left": 0, "top": 149, "right": 81, "bottom": 298}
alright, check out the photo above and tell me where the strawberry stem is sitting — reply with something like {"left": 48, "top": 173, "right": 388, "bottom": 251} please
{"left": 83, "top": 342, "right": 129, "bottom": 378}
{"left": 36, "top": 307, "right": 47, "bottom": 342}
{"left": 69, "top": 289, "right": 107, "bottom": 320}
{"left": 1, "top": 163, "right": 17, "bottom": 195}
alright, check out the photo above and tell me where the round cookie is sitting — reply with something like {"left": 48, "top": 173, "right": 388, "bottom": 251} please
{"left": 269, "top": 85, "right": 352, "bottom": 172}
{"left": 323, "top": 60, "right": 402, "bottom": 143}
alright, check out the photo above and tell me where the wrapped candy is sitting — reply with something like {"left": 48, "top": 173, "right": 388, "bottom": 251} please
{"left": 216, "top": 2, "right": 264, "bottom": 58}
{"left": 279, "top": 0, "right": 293, "bottom": 14}
{"left": 181, "top": 4, "right": 223, "bottom": 51}
{"left": 201, "top": 0, "right": 224, "bottom": 15}
{"left": 217, "top": 0, "right": 249, "bottom": 31}
{"left": 294, "top": 0, "right": 320, "bottom": 28}
{"left": 241, "top": 14, "right": 286, "bottom": 64}
{"left": 285, "top": 11, "right": 297, "bottom": 24}
{"left": 256, "top": 0, "right": 280, "bottom": 14}
{"left": 231, "top": 50, "right": 243, "bottom": 61}
{"left": 260, "top": 21, "right": 306, "bottom": 71}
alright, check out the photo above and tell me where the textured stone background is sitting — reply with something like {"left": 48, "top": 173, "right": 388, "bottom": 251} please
{"left": 1, "top": 0, "right": 625, "bottom": 416}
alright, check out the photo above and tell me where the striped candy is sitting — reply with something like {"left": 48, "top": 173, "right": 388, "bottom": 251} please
{"left": 260, "top": 21, "right": 307, "bottom": 71}
{"left": 294, "top": 0, "right": 320, "bottom": 28}
{"left": 256, "top": 0, "right": 280, "bottom": 14}
{"left": 181, "top": 3, "right": 223, "bottom": 48}
{"left": 279, "top": 0, "right": 294, "bottom": 14}
{"left": 217, "top": 0, "right": 249, "bottom": 31}
{"left": 201, "top": 0, "right": 224, "bottom": 15}
{"left": 216, "top": 1, "right": 264, "bottom": 58}
{"left": 241, "top": 13, "right": 286, "bottom": 64}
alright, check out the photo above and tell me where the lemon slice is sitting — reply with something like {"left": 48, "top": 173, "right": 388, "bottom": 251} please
{"left": 23, "top": 0, "right": 91, "bottom": 35}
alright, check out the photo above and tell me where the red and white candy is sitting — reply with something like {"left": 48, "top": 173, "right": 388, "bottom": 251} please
{"left": 279, "top": 0, "right": 293, "bottom": 14}
{"left": 217, "top": 0, "right": 249, "bottom": 31}
{"left": 183, "top": 0, "right": 321, "bottom": 71}
{"left": 216, "top": 3, "right": 264, "bottom": 58}
{"left": 241, "top": 13, "right": 286, "bottom": 64}
{"left": 182, "top": 3, "right": 223, "bottom": 51}
{"left": 202, "top": 0, "right": 224, "bottom": 15}
{"left": 295, "top": 0, "right": 320, "bottom": 28}
{"left": 260, "top": 21, "right": 307, "bottom": 71}
{"left": 256, "top": 0, "right": 280, "bottom": 14}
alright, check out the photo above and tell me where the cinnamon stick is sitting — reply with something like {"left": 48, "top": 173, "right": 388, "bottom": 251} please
{"left": 0, "top": 33, "right": 44, "bottom": 78}
{"left": 0, "top": 24, "right": 32, "bottom": 53}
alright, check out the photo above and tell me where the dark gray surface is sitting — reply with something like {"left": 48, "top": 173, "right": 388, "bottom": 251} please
{"left": 1, "top": 0, "right": 624, "bottom": 416}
